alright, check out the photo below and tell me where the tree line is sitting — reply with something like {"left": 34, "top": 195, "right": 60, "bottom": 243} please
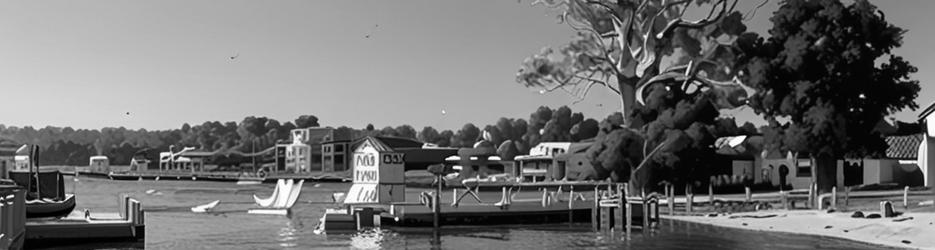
{"left": 0, "top": 106, "right": 623, "bottom": 166}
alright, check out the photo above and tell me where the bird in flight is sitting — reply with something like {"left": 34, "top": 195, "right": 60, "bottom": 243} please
{"left": 126, "top": 112, "right": 130, "bottom": 115}
{"left": 365, "top": 24, "right": 379, "bottom": 38}
{"left": 230, "top": 52, "right": 239, "bottom": 60}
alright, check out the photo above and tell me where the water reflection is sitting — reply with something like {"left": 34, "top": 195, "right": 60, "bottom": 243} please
{"left": 278, "top": 220, "right": 299, "bottom": 248}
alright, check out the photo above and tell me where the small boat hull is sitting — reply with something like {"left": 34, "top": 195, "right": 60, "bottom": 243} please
{"left": 26, "top": 194, "right": 76, "bottom": 218}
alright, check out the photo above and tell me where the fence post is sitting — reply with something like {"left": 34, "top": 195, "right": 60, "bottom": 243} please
{"left": 807, "top": 183, "right": 815, "bottom": 209}
{"left": 745, "top": 186, "right": 752, "bottom": 202}
{"left": 592, "top": 186, "right": 599, "bottom": 231}
{"left": 686, "top": 185, "right": 694, "bottom": 213}
{"left": 708, "top": 184, "right": 714, "bottom": 205}
{"left": 903, "top": 186, "right": 909, "bottom": 210}
{"left": 831, "top": 186, "right": 837, "bottom": 210}
{"left": 781, "top": 191, "right": 787, "bottom": 210}
{"left": 667, "top": 184, "right": 674, "bottom": 216}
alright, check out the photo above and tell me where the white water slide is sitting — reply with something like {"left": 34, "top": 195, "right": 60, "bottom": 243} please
{"left": 252, "top": 179, "right": 304, "bottom": 209}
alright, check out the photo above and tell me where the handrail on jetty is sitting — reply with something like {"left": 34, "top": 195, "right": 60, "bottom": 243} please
{"left": 592, "top": 183, "right": 660, "bottom": 234}
{"left": 445, "top": 182, "right": 593, "bottom": 209}
{"left": 0, "top": 186, "right": 26, "bottom": 249}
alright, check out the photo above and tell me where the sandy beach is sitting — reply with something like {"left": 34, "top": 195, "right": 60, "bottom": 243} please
{"left": 668, "top": 210, "right": 935, "bottom": 250}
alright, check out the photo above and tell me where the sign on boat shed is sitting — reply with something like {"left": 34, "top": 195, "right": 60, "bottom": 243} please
{"left": 344, "top": 136, "right": 406, "bottom": 204}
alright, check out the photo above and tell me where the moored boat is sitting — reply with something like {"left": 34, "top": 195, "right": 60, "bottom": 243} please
{"left": 9, "top": 145, "right": 78, "bottom": 219}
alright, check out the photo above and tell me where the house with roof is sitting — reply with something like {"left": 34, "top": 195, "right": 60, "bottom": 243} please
{"left": 917, "top": 101, "right": 935, "bottom": 187}
{"left": 717, "top": 131, "right": 925, "bottom": 190}
{"left": 0, "top": 140, "right": 17, "bottom": 179}
{"left": 343, "top": 136, "right": 458, "bottom": 204}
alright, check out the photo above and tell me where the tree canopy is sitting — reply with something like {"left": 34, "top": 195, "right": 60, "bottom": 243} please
{"left": 518, "top": 0, "right": 758, "bottom": 191}
{"left": 739, "top": 0, "right": 921, "bottom": 191}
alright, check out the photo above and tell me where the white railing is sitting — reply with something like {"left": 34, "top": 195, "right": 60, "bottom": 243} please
{"left": 0, "top": 187, "right": 25, "bottom": 250}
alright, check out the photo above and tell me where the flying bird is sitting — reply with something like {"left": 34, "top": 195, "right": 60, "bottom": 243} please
{"left": 364, "top": 24, "right": 379, "bottom": 39}
{"left": 126, "top": 112, "right": 130, "bottom": 115}
{"left": 441, "top": 109, "right": 447, "bottom": 115}
{"left": 230, "top": 52, "right": 239, "bottom": 60}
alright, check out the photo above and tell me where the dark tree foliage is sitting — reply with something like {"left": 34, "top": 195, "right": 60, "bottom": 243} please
{"left": 739, "top": 0, "right": 920, "bottom": 191}
{"left": 393, "top": 125, "right": 418, "bottom": 139}
{"left": 294, "top": 115, "right": 320, "bottom": 128}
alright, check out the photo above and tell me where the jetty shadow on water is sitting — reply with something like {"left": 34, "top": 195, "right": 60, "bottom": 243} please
{"left": 315, "top": 220, "right": 905, "bottom": 250}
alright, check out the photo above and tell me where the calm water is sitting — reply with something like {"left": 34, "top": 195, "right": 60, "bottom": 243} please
{"left": 52, "top": 177, "right": 897, "bottom": 250}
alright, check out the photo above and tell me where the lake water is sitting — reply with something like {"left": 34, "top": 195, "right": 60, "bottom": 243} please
{"left": 49, "top": 176, "right": 898, "bottom": 250}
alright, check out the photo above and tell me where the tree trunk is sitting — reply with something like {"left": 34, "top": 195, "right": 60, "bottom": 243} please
{"left": 813, "top": 156, "right": 837, "bottom": 193}
{"left": 629, "top": 163, "right": 652, "bottom": 195}
{"left": 617, "top": 75, "right": 638, "bottom": 128}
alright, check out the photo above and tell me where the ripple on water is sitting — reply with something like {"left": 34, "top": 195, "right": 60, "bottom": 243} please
{"left": 62, "top": 180, "right": 899, "bottom": 250}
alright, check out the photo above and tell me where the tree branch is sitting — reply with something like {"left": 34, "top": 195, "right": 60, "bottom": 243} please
{"left": 654, "top": 0, "right": 738, "bottom": 40}
{"left": 632, "top": 141, "right": 667, "bottom": 176}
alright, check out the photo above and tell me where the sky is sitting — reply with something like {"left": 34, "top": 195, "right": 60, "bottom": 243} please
{"left": 0, "top": 0, "right": 931, "bottom": 131}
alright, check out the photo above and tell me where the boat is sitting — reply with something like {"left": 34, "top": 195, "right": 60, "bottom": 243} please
{"left": 9, "top": 145, "right": 78, "bottom": 219}
{"left": 249, "top": 179, "right": 304, "bottom": 215}
{"left": 253, "top": 179, "right": 287, "bottom": 207}
{"left": 191, "top": 200, "right": 220, "bottom": 213}
{"left": 10, "top": 170, "right": 77, "bottom": 218}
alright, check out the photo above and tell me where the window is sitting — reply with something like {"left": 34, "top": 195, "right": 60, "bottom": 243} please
{"left": 335, "top": 144, "right": 344, "bottom": 152}
{"left": 796, "top": 159, "right": 811, "bottom": 177}
{"left": 335, "top": 156, "right": 344, "bottom": 165}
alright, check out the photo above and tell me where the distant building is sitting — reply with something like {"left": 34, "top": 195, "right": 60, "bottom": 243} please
{"left": 158, "top": 150, "right": 211, "bottom": 173}
{"left": 0, "top": 141, "right": 17, "bottom": 178}
{"left": 321, "top": 139, "right": 352, "bottom": 173}
{"left": 280, "top": 128, "right": 335, "bottom": 173}
{"left": 552, "top": 142, "right": 597, "bottom": 181}
{"left": 722, "top": 133, "right": 926, "bottom": 190}
{"left": 515, "top": 142, "right": 575, "bottom": 182}
{"left": 89, "top": 155, "right": 110, "bottom": 173}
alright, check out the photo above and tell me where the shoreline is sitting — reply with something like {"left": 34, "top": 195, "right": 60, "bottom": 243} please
{"left": 666, "top": 210, "right": 934, "bottom": 250}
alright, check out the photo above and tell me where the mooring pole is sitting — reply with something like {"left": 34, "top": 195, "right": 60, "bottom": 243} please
{"left": 434, "top": 174, "right": 441, "bottom": 230}
{"left": 426, "top": 164, "right": 447, "bottom": 246}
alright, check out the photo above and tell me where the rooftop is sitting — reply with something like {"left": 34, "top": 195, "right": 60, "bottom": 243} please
{"left": 884, "top": 134, "right": 922, "bottom": 159}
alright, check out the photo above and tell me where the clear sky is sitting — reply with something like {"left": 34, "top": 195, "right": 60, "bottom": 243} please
{"left": 0, "top": 1, "right": 930, "bottom": 131}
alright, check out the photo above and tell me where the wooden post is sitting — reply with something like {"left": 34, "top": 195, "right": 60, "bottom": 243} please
{"left": 601, "top": 206, "right": 611, "bottom": 232}
{"left": 708, "top": 184, "right": 714, "bottom": 205}
{"left": 745, "top": 187, "right": 751, "bottom": 202}
{"left": 434, "top": 175, "right": 442, "bottom": 231}
{"left": 625, "top": 199, "right": 632, "bottom": 235}
{"left": 568, "top": 186, "right": 574, "bottom": 223}
{"left": 667, "top": 185, "right": 674, "bottom": 216}
{"left": 592, "top": 186, "right": 599, "bottom": 231}
{"left": 844, "top": 186, "right": 850, "bottom": 207}
{"left": 807, "top": 183, "right": 815, "bottom": 209}
{"left": 904, "top": 186, "right": 909, "bottom": 210}
{"left": 686, "top": 185, "right": 694, "bottom": 213}
{"left": 451, "top": 189, "right": 458, "bottom": 207}
{"left": 615, "top": 184, "right": 624, "bottom": 231}
{"left": 642, "top": 189, "right": 649, "bottom": 229}
{"left": 831, "top": 186, "right": 837, "bottom": 210}
{"left": 780, "top": 191, "right": 788, "bottom": 210}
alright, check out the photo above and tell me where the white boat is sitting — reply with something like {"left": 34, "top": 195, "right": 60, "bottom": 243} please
{"left": 253, "top": 179, "right": 287, "bottom": 207}
{"left": 191, "top": 200, "right": 220, "bottom": 213}
{"left": 248, "top": 179, "right": 304, "bottom": 215}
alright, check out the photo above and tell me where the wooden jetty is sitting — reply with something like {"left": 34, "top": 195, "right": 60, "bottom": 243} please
{"left": 0, "top": 185, "right": 27, "bottom": 250}
{"left": 317, "top": 137, "right": 662, "bottom": 233}
{"left": 23, "top": 196, "right": 145, "bottom": 248}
